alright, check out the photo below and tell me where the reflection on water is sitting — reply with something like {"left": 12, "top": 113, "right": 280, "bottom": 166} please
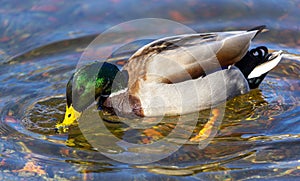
{"left": 1, "top": 0, "right": 300, "bottom": 180}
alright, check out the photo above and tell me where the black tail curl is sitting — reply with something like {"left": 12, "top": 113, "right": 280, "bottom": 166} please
{"left": 235, "top": 46, "right": 273, "bottom": 89}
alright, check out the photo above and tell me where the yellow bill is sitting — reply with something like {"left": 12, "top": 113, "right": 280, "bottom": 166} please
{"left": 55, "top": 105, "right": 81, "bottom": 132}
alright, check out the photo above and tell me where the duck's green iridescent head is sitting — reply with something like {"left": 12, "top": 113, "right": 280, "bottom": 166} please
{"left": 56, "top": 62, "right": 127, "bottom": 131}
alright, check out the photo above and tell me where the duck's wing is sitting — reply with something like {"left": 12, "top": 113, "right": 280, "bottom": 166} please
{"left": 124, "top": 26, "right": 265, "bottom": 90}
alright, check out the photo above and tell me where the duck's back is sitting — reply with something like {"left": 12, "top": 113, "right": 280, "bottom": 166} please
{"left": 124, "top": 29, "right": 260, "bottom": 92}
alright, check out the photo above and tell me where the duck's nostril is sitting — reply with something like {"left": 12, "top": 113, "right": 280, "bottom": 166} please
{"left": 68, "top": 114, "right": 71, "bottom": 118}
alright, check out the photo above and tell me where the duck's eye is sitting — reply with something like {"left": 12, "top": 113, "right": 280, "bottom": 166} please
{"left": 68, "top": 114, "right": 71, "bottom": 118}
{"left": 78, "top": 86, "right": 85, "bottom": 94}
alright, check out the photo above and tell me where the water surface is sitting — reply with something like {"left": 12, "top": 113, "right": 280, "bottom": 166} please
{"left": 0, "top": 0, "right": 300, "bottom": 180}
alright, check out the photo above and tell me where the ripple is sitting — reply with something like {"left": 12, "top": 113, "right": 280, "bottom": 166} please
{"left": 22, "top": 96, "right": 65, "bottom": 135}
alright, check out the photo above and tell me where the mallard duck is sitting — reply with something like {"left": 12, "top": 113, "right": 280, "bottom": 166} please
{"left": 56, "top": 26, "right": 283, "bottom": 131}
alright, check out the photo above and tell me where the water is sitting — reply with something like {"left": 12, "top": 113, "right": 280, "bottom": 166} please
{"left": 1, "top": 0, "right": 300, "bottom": 180}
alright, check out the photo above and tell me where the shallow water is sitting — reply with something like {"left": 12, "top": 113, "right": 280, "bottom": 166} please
{"left": 1, "top": 0, "right": 300, "bottom": 180}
